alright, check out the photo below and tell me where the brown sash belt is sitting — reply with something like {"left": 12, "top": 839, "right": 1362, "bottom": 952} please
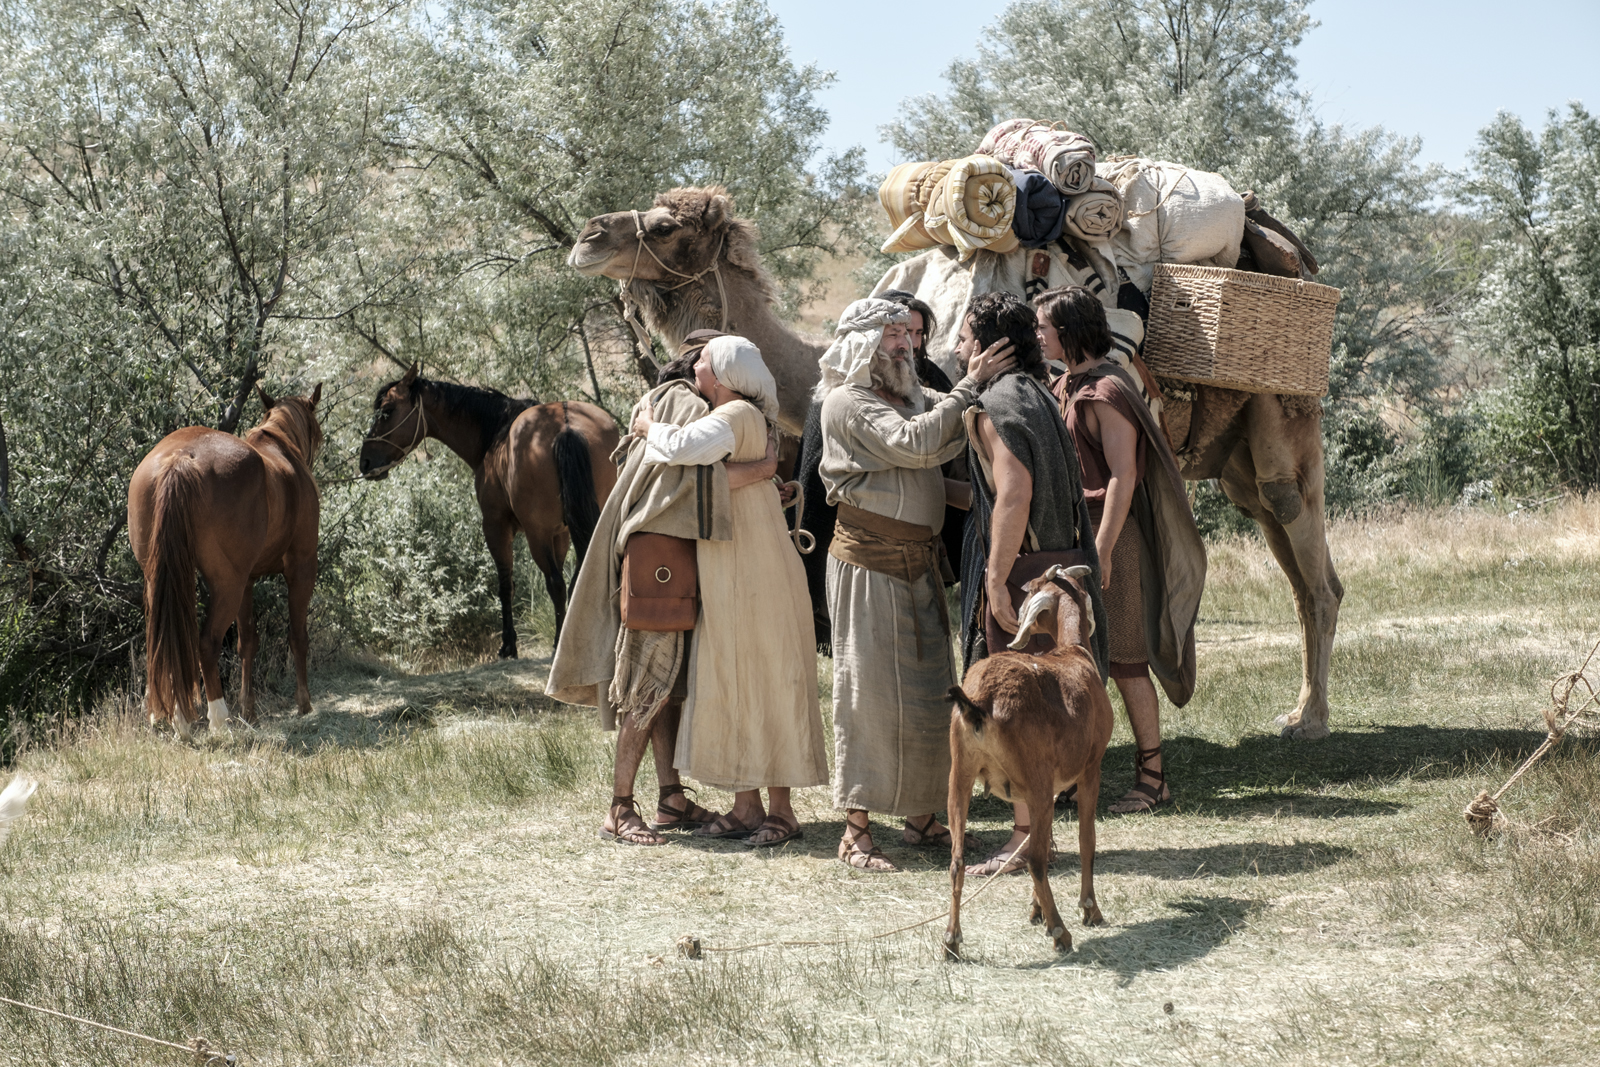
{"left": 830, "top": 502, "right": 950, "bottom": 659}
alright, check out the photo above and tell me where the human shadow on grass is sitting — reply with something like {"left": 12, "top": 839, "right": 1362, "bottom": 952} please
{"left": 1018, "top": 896, "right": 1267, "bottom": 984}
{"left": 1097, "top": 723, "right": 1553, "bottom": 819}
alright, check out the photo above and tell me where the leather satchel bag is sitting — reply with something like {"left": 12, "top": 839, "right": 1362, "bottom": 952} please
{"left": 620, "top": 533, "right": 699, "bottom": 632}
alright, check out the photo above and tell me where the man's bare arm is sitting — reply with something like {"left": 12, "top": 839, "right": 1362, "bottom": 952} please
{"left": 944, "top": 477, "right": 972, "bottom": 510}
{"left": 977, "top": 413, "right": 1032, "bottom": 632}
{"left": 726, "top": 433, "right": 778, "bottom": 488}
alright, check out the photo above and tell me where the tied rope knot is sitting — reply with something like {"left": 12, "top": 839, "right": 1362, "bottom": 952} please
{"left": 1465, "top": 635, "right": 1600, "bottom": 835}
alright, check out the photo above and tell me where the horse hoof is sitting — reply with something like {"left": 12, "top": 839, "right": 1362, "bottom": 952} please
{"left": 498, "top": 647, "right": 518, "bottom": 660}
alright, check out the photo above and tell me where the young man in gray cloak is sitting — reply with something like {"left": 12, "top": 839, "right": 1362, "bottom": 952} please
{"left": 953, "top": 291, "right": 1110, "bottom": 875}
{"left": 546, "top": 331, "right": 782, "bottom": 845}
{"left": 817, "top": 297, "right": 1014, "bottom": 871}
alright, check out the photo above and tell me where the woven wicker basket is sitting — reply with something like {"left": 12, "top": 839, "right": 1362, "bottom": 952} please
{"left": 1142, "top": 263, "right": 1340, "bottom": 396}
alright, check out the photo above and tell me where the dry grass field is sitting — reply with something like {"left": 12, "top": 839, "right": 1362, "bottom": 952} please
{"left": 3, "top": 500, "right": 1600, "bottom": 1065}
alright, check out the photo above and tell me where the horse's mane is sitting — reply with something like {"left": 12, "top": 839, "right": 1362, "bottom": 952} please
{"left": 414, "top": 378, "right": 538, "bottom": 457}
{"left": 250, "top": 397, "right": 322, "bottom": 476}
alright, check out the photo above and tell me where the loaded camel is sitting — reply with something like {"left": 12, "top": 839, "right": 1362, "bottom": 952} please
{"left": 567, "top": 186, "right": 1341, "bottom": 741}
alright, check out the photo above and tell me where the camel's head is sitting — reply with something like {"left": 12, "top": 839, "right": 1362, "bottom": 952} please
{"left": 567, "top": 186, "right": 764, "bottom": 284}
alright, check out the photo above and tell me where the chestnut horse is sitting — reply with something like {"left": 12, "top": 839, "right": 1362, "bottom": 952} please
{"left": 128, "top": 385, "right": 324, "bottom": 736}
{"left": 358, "top": 366, "right": 618, "bottom": 654}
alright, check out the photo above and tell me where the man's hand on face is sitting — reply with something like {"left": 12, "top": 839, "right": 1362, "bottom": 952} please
{"left": 966, "top": 338, "right": 1017, "bottom": 384}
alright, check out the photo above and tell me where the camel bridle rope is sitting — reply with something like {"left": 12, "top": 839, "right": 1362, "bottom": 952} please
{"left": 619, "top": 208, "right": 731, "bottom": 377}
{"left": 359, "top": 390, "right": 430, "bottom": 479}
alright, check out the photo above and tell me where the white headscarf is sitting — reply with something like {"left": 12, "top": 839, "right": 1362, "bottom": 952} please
{"left": 704, "top": 335, "right": 780, "bottom": 423}
{"left": 816, "top": 297, "right": 909, "bottom": 398}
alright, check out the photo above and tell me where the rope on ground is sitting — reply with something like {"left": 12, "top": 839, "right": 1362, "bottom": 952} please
{"left": 0, "top": 994, "right": 236, "bottom": 1065}
{"left": 675, "top": 833, "right": 1031, "bottom": 959}
{"left": 1465, "top": 634, "right": 1600, "bottom": 835}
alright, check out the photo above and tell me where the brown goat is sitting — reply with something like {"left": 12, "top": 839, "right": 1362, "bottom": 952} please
{"left": 944, "top": 564, "right": 1113, "bottom": 957}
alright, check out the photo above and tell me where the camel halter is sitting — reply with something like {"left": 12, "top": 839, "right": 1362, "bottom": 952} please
{"left": 619, "top": 208, "right": 731, "bottom": 375}
{"left": 360, "top": 391, "right": 429, "bottom": 478}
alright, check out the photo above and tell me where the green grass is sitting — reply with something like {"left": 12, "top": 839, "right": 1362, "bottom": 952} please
{"left": 2, "top": 500, "right": 1599, "bottom": 1064}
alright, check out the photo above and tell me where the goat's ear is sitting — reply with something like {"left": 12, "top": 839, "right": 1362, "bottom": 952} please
{"left": 1065, "top": 564, "right": 1092, "bottom": 580}
{"left": 1009, "top": 590, "right": 1054, "bottom": 651}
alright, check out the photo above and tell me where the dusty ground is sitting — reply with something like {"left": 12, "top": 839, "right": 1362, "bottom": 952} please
{"left": 2, "top": 500, "right": 1599, "bottom": 1065}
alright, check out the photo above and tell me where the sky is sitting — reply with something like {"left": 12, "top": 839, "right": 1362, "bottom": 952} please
{"left": 765, "top": 0, "right": 1600, "bottom": 175}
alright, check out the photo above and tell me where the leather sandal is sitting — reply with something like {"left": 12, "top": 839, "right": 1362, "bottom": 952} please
{"left": 1109, "top": 745, "right": 1171, "bottom": 814}
{"left": 964, "top": 825, "right": 1032, "bottom": 876}
{"left": 651, "top": 784, "right": 718, "bottom": 831}
{"left": 902, "top": 814, "right": 981, "bottom": 852}
{"left": 746, "top": 814, "right": 804, "bottom": 848}
{"left": 838, "top": 814, "right": 895, "bottom": 872}
{"left": 694, "top": 810, "right": 760, "bottom": 839}
{"left": 599, "top": 795, "right": 667, "bottom": 846}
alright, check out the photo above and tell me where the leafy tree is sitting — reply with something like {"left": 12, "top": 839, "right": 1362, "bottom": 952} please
{"left": 367, "top": 0, "right": 870, "bottom": 405}
{"left": 0, "top": 0, "right": 410, "bottom": 720}
{"left": 1462, "top": 105, "right": 1600, "bottom": 492}
{"left": 885, "top": 0, "right": 1308, "bottom": 168}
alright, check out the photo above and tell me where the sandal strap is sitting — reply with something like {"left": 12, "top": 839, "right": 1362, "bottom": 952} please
{"left": 611, "top": 794, "right": 637, "bottom": 810}
{"left": 1134, "top": 745, "right": 1166, "bottom": 784}
{"left": 758, "top": 813, "right": 799, "bottom": 835}
{"left": 658, "top": 783, "right": 688, "bottom": 797}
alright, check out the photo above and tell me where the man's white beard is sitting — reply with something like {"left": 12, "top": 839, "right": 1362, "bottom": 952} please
{"left": 870, "top": 348, "right": 917, "bottom": 404}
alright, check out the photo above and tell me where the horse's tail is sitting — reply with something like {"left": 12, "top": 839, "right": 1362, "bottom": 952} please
{"left": 553, "top": 404, "right": 600, "bottom": 568}
{"left": 144, "top": 454, "right": 202, "bottom": 726}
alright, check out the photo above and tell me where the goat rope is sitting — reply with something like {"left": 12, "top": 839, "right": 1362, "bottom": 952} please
{"left": 1464, "top": 633, "right": 1600, "bottom": 834}
{"left": 0, "top": 994, "right": 235, "bottom": 1064}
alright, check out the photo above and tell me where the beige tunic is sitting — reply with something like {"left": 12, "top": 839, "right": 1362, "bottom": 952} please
{"left": 819, "top": 379, "right": 977, "bottom": 814}
{"left": 675, "top": 400, "right": 828, "bottom": 791}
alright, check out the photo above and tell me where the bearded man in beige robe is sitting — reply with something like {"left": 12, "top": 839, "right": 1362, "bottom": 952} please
{"left": 818, "top": 298, "right": 1013, "bottom": 871}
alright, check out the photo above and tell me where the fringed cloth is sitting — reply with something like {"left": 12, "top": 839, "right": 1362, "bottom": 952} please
{"left": 609, "top": 628, "right": 684, "bottom": 729}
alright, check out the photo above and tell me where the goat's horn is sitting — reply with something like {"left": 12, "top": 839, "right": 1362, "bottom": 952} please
{"left": 1065, "top": 564, "right": 1092, "bottom": 579}
{"left": 1009, "top": 591, "right": 1054, "bottom": 651}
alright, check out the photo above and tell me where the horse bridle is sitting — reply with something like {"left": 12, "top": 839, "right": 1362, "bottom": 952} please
{"left": 361, "top": 392, "right": 429, "bottom": 478}
{"left": 619, "top": 208, "right": 730, "bottom": 371}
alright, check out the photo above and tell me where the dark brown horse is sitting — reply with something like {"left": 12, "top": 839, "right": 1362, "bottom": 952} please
{"left": 128, "top": 385, "right": 324, "bottom": 736}
{"left": 358, "top": 366, "right": 618, "bottom": 655}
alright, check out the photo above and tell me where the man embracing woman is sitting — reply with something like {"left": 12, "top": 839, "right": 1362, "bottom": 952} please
{"left": 548, "top": 333, "right": 826, "bottom": 848}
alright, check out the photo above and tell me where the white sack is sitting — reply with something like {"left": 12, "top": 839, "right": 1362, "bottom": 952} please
{"left": 1097, "top": 157, "right": 1245, "bottom": 292}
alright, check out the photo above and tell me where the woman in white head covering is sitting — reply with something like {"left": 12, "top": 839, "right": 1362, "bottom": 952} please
{"left": 631, "top": 336, "right": 827, "bottom": 845}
